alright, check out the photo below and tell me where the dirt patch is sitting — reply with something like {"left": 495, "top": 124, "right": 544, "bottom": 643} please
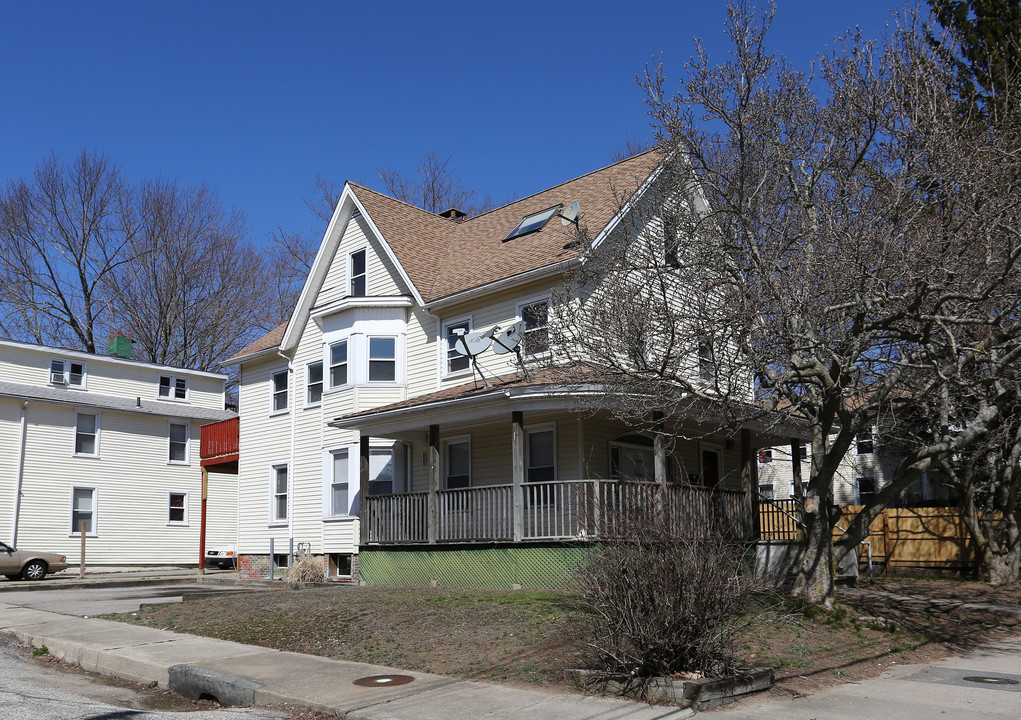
{"left": 102, "top": 577, "right": 1020, "bottom": 702}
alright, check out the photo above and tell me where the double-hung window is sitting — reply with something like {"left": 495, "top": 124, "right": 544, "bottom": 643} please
{"left": 444, "top": 438, "right": 471, "bottom": 489}
{"left": 271, "top": 370, "right": 288, "bottom": 413}
{"left": 168, "top": 492, "right": 188, "bottom": 525}
{"left": 443, "top": 319, "right": 471, "bottom": 375}
{"left": 520, "top": 299, "right": 550, "bottom": 357}
{"left": 271, "top": 465, "right": 288, "bottom": 523}
{"left": 856, "top": 429, "right": 875, "bottom": 455}
{"left": 856, "top": 476, "right": 877, "bottom": 504}
{"left": 50, "top": 358, "right": 87, "bottom": 388}
{"left": 168, "top": 422, "right": 189, "bottom": 464}
{"left": 74, "top": 411, "right": 100, "bottom": 457}
{"left": 369, "top": 448, "right": 395, "bottom": 495}
{"left": 306, "top": 361, "right": 323, "bottom": 405}
{"left": 71, "top": 486, "right": 97, "bottom": 536}
{"left": 349, "top": 249, "right": 367, "bottom": 296}
{"left": 329, "top": 450, "right": 349, "bottom": 516}
{"left": 329, "top": 341, "right": 348, "bottom": 387}
{"left": 159, "top": 375, "right": 188, "bottom": 401}
{"left": 368, "top": 337, "right": 396, "bottom": 382}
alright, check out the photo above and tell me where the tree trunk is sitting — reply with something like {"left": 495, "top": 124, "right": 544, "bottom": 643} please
{"left": 981, "top": 513, "right": 1021, "bottom": 586}
{"left": 792, "top": 495, "right": 836, "bottom": 608}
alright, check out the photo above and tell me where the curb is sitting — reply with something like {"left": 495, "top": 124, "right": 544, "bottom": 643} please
{"left": 169, "top": 664, "right": 265, "bottom": 707}
{"left": 0, "top": 576, "right": 197, "bottom": 594}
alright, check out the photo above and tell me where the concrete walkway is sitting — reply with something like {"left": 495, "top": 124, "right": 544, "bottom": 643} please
{"left": 0, "top": 601, "right": 691, "bottom": 719}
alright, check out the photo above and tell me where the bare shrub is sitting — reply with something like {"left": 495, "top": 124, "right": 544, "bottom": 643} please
{"left": 286, "top": 554, "right": 325, "bottom": 584}
{"left": 571, "top": 489, "right": 757, "bottom": 686}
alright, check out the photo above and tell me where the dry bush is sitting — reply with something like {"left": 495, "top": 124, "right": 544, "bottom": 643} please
{"left": 286, "top": 554, "right": 326, "bottom": 584}
{"left": 571, "top": 495, "right": 757, "bottom": 685}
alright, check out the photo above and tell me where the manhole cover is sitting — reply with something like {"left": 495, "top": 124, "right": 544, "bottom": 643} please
{"left": 962, "top": 676, "right": 1019, "bottom": 686}
{"left": 353, "top": 674, "right": 415, "bottom": 687}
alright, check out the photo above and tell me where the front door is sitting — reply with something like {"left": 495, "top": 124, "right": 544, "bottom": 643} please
{"left": 701, "top": 447, "right": 721, "bottom": 488}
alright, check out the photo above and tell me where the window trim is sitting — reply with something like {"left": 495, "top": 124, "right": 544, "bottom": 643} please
{"left": 73, "top": 409, "right": 101, "bottom": 458}
{"left": 517, "top": 295, "right": 551, "bottom": 359}
{"left": 305, "top": 361, "right": 324, "bottom": 408}
{"left": 349, "top": 247, "right": 367, "bottom": 297}
{"left": 270, "top": 369, "right": 289, "bottom": 415}
{"left": 50, "top": 357, "right": 88, "bottom": 389}
{"left": 167, "top": 491, "right": 189, "bottom": 526}
{"left": 70, "top": 485, "right": 98, "bottom": 537}
{"left": 269, "top": 464, "right": 289, "bottom": 525}
{"left": 442, "top": 435, "right": 471, "bottom": 490}
{"left": 157, "top": 374, "right": 190, "bottom": 402}
{"left": 441, "top": 316, "right": 473, "bottom": 378}
{"left": 367, "top": 335, "right": 398, "bottom": 384}
{"left": 168, "top": 420, "right": 191, "bottom": 465}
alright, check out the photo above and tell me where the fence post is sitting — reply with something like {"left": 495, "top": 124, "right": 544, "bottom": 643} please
{"left": 79, "top": 521, "right": 86, "bottom": 578}
{"left": 883, "top": 511, "right": 892, "bottom": 575}
{"left": 511, "top": 412, "right": 524, "bottom": 542}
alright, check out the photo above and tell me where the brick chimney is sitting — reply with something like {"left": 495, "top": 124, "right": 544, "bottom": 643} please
{"left": 107, "top": 331, "right": 134, "bottom": 359}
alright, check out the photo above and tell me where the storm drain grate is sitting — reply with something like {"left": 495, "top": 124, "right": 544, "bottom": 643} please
{"left": 353, "top": 674, "right": 416, "bottom": 687}
{"left": 962, "top": 676, "right": 1019, "bottom": 686}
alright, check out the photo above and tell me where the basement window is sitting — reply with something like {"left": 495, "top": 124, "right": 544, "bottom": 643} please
{"left": 504, "top": 205, "right": 561, "bottom": 241}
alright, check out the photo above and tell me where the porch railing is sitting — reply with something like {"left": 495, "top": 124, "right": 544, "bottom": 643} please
{"left": 362, "top": 479, "right": 753, "bottom": 545}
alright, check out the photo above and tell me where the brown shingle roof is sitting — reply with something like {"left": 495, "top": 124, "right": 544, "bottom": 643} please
{"left": 223, "top": 322, "right": 287, "bottom": 363}
{"left": 353, "top": 149, "right": 664, "bottom": 303}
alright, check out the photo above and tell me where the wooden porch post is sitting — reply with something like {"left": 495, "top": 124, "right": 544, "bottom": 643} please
{"left": 428, "top": 424, "right": 440, "bottom": 544}
{"left": 511, "top": 411, "right": 524, "bottom": 542}
{"left": 790, "top": 438, "right": 804, "bottom": 499}
{"left": 359, "top": 436, "right": 370, "bottom": 545}
{"left": 740, "top": 428, "right": 759, "bottom": 539}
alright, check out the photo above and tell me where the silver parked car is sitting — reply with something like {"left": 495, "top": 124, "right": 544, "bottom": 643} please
{"left": 0, "top": 541, "right": 69, "bottom": 580}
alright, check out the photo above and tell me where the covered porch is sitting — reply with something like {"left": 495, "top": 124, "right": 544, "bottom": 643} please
{"left": 333, "top": 375, "right": 788, "bottom": 548}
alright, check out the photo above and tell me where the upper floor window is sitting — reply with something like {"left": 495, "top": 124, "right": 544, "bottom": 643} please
{"left": 271, "top": 370, "right": 288, "bottom": 413}
{"left": 698, "top": 342, "right": 714, "bottom": 383}
{"left": 519, "top": 299, "right": 550, "bottom": 357}
{"left": 856, "top": 475, "right": 877, "bottom": 504}
{"left": 169, "top": 422, "right": 190, "bottom": 464}
{"left": 74, "top": 410, "right": 100, "bottom": 458}
{"left": 443, "top": 319, "right": 471, "bottom": 375}
{"left": 158, "top": 374, "right": 189, "bottom": 401}
{"left": 306, "top": 361, "right": 323, "bottom": 406}
{"left": 329, "top": 341, "right": 348, "bottom": 388}
{"left": 758, "top": 449, "right": 773, "bottom": 464}
{"left": 856, "top": 429, "right": 875, "bottom": 455}
{"left": 350, "top": 249, "right": 367, "bottom": 297}
{"left": 50, "top": 358, "right": 87, "bottom": 388}
{"left": 368, "top": 337, "right": 396, "bottom": 382}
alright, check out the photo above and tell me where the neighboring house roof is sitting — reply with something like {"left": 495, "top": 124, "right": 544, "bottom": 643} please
{"left": 0, "top": 380, "right": 236, "bottom": 422}
{"left": 0, "top": 338, "right": 229, "bottom": 379}
{"left": 226, "top": 150, "right": 665, "bottom": 364}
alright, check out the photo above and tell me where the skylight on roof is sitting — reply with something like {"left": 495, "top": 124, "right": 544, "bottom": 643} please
{"left": 503, "top": 205, "right": 562, "bottom": 241}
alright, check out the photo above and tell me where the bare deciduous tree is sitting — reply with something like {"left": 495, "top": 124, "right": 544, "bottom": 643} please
{"left": 0, "top": 151, "right": 134, "bottom": 352}
{"left": 552, "top": 2, "right": 1021, "bottom": 605}
{"left": 377, "top": 149, "right": 494, "bottom": 216}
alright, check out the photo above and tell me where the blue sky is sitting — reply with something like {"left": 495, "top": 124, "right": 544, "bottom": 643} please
{"left": 1, "top": 1, "right": 903, "bottom": 245}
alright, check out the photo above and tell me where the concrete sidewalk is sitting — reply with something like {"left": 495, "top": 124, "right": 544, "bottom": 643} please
{"left": 0, "top": 601, "right": 691, "bottom": 719}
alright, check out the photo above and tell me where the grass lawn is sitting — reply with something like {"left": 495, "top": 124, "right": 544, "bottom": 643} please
{"left": 103, "top": 576, "right": 1021, "bottom": 698}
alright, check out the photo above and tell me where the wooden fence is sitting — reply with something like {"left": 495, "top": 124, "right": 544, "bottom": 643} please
{"left": 758, "top": 501, "right": 988, "bottom": 571}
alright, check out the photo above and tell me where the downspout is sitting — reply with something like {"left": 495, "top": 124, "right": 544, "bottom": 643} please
{"left": 278, "top": 349, "right": 296, "bottom": 560}
{"left": 11, "top": 401, "right": 28, "bottom": 546}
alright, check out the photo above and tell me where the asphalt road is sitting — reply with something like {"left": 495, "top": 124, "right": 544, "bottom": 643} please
{"left": 0, "top": 636, "right": 288, "bottom": 720}
{"left": 0, "top": 583, "right": 264, "bottom": 617}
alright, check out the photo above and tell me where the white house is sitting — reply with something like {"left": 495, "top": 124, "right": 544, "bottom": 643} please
{"left": 226, "top": 151, "right": 796, "bottom": 587}
{"left": 0, "top": 335, "right": 237, "bottom": 571}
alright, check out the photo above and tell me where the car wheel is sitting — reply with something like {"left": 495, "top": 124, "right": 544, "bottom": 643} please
{"left": 21, "top": 560, "right": 47, "bottom": 581}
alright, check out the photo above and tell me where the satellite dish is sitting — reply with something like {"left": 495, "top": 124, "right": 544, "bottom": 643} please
{"left": 454, "top": 328, "right": 495, "bottom": 357}
{"left": 492, "top": 321, "right": 525, "bottom": 355}
{"left": 559, "top": 201, "right": 580, "bottom": 226}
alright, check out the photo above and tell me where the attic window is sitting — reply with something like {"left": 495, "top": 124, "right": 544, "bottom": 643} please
{"left": 504, "top": 205, "right": 561, "bottom": 241}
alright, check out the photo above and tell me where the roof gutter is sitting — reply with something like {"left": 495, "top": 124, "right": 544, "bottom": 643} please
{"left": 423, "top": 260, "right": 577, "bottom": 312}
{"left": 218, "top": 346, "right": 281, "bottom": 368}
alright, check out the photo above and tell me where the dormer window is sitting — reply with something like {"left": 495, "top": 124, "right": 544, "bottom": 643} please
{"left": 50, "top": 359, "right": 87, "bottom": 388}
{"left": 504, "top": 205, "right": 561, "bottom": 241}
{"left": 350, "top": 249, "right": 366, "bottom": 296}
{"left": 158, "top": 375, "right": 189, "bottom": 401}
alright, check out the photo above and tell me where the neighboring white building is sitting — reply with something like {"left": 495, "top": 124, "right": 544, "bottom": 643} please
{"left": 0, "top": 335, "right": 237, "bottom": 569}
{"left": 226, "top": 151, "right": 797, "bottom": 587}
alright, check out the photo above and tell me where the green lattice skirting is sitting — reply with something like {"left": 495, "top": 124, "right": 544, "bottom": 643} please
{"left": 358, "top": 544, "right": 592, "bottom": 589}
